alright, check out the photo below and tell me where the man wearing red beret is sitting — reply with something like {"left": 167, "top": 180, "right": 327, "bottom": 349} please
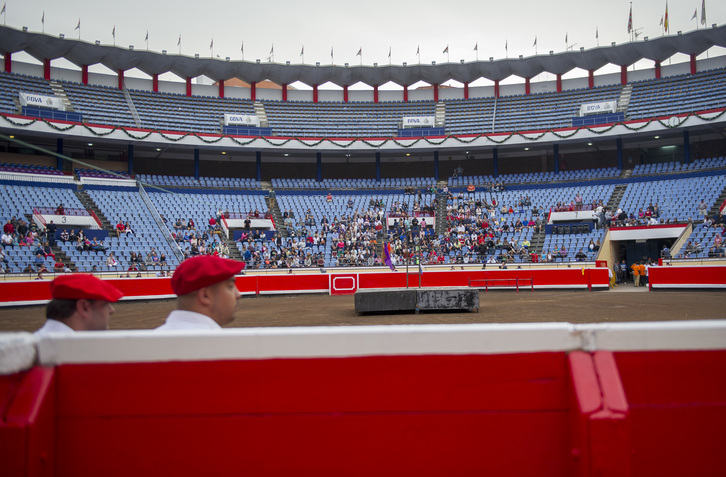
{"left": 156, "top": 255, "right": 245, "bottom": 330}
{"left": 34, "top": 274, "right": 124, "bottom": 336}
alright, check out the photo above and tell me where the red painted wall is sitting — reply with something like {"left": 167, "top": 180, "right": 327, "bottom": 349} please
{"left": 614, "top": 350, "right": 726, "bottom": 477}
{"left": 0, "top": 268, "right": 610, "bottom": 305}
{"left": 2, "top": 350, "right": 725, "bottom": 476}
{"left": 649, "top": 266, "right": 726, "bottom": 288}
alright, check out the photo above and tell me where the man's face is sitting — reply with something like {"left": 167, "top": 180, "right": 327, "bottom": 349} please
{"left": 207, "top": 278, "right": 240, "bottom": 326}
{"left": 85, "top": 300, "right": 115, "bottom": 330}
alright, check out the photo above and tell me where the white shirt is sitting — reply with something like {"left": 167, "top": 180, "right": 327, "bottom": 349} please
{"left": 34, "top": 319, "right": 75, "bottom": 336}
{"left": 155, "top": 310, "right": 222, "bottom": 331}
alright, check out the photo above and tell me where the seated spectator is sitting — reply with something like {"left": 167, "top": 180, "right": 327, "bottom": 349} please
{"left": 1, "top": 232, "right": 13, "bottom": 247}
{"left": 327, "top": 192, "right": 333, "bottom": 202}
{"left": 60, "top": 229, "right": 70, "bottom": 242}
{"left": 146, "top": 248, "right": 158, "bottom": 266}
{"left": 115, "top": 220, "right": 125, "bottom": 237}
{"left": 55, "top": 204, "right": 65, "bottom": 215}
{"left": 39, "top": 242, "right": 56, "bottom": 261}
{"left": 107, "top": 252, "right": 118, "bottom": 268}
{"left": 575, "top": 249, "right": 587, "bottom": 261}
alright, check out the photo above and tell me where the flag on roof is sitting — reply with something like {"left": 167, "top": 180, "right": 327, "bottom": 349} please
{"left": 177, "top": 35, "right": 181, "bottom": 46}
{"left": 416, "top": 45, "right": 420, "bottom": 55}
{"left": 474, "top": 42, "right": 478, "bottom": 51}
{"left": 1, "top": 4, "right": 5, "bottom": 15}
{"left": 532, "top": 36, "right": 537, "bottom": 47}
{"left": 356, "top": 47, "right": 362, "bottom": 56}
{"left": 210, "top": 38, "right": 213, "bottom": 50}
{"left": 664, "top": 2, "right": 669, "bottom": 32}
{"left": 300, "top": 45, "right": 304, "bottom": 56}
{"left": 565, "top": 32, "right": 568, "bottom": 43}
{"left": 660, "top": 16, "right": 663, "bottom": 26}
{"left": 74, "top": 19, "right": 80, "bottom": 30}
{"left": 388, "top": 46, "right": 391, "bottom": 58}
{"left": 701, "top": 0, "right": 706, "bottom": 25}
{"left": 505, "top": 40, "right": 508, "bottom": 51}
{"left": 112, "top": 26, "right": 115, "bottom": 38}
{"left": 41, "top": 11, "right": 44, "bottom": 25}
{"left": 691, "top": 9, "right": 697, "bottom": 20}
{"left": 443, "top": 45, "right": 448, "bottom": 54}
{"left": 145, "top": 31, "right": 148, "bottom": 42}
{"left": 241, "top": 41, "right": 244, "bottom": 53}
{"left": 627, "top": 5, "right": 633, "bottom": 32}
{"left": 330, "top": 46, "right": 333, "bottom": 58}
{"left": 269, "top": 44, "right": 274, "bottom": 55}
{"left": 596, "top": 27, "right": 599, "bottom": 39}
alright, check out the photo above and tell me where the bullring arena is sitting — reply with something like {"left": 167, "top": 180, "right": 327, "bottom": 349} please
{"left": 1, "top": 17, "right": 726, "bottom": 477}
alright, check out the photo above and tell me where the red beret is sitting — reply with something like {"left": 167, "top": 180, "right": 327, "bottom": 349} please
{"left": 171, "top": 255, "right": 245, "bottom": 296}
{"left": 50, "top": 274, "right": 123, "bottom": 302}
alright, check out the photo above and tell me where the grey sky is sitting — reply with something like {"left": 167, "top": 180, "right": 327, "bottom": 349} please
{"left": 5, "top": 0, "right": 725, "bottom": 86}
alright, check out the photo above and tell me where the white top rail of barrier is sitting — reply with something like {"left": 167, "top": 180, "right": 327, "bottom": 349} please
{"left": 1, "top": 320, "right": 726, "bottom": 375}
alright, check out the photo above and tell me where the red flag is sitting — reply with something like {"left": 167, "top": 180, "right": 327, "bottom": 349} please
{"left": 627, "top": 5, "right": 633, "bottom": 32}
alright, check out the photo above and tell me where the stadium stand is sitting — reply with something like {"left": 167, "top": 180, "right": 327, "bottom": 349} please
{"left": 2, "top": 66, "right": 725, "bottom": 137}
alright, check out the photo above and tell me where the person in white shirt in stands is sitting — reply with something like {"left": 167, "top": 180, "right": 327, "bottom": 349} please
{"left": 156, "top": 255, "right": 245, "bottom": 330}
{"left": 34, "top": 274, "right": 123, "bottom": 336}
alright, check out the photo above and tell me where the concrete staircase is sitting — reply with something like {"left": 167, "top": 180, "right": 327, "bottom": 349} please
{"left": 435, "top": 102, "right": 446, "bottom": 128}
{"left": 708, "top": 184, "right": 726, "bottom": 217}
{"left": 49, "top": 81, "right": 75, "bottom": 112}
{"left": 434, "top": 192, "right": 448, "bottom": 236}
{"left": 254, "top": 102, "right": 269, "bottom": 127}
{"left": 263, "top": 183, "right": 288, "bottom": 238}
{"left": 528, "top": 230, "right": 546, "bottom": 257}
{"left": 616, "top": 84, "right": 633, "bottom": 117}
{"left": 223, "top": 236, "right": 244, "bottom": 261}
{"left": 51, "top": 245, "right": 76, "bottom": 272}
{"left": 607, "top": 184, "right": 628, "bottom": 210}
{"left": 121, "top": 86, "right": 143, "bottom": 128}
{"left": 74, "top": 190, "right": 113, "bottom": 233}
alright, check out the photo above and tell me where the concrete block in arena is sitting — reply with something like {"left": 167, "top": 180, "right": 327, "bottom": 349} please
{"left": 355, "top": 288, "right": 417, "bottom": 313}
{"left": 355, "top": 287, "right": 478, "bottom": 314}
{"left": 415, "top": 287, "right": 479, "bottom": 312}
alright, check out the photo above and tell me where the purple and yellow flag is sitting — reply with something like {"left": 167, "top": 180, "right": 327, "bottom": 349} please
{"left": 384, "top": 242, "right": 395, "bottom": 271}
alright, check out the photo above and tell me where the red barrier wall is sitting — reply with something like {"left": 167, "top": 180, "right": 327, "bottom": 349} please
{"left": 614, "top": 350, "right": 726, "bottom": 477}
{"left": 649, "top": 265, "right": 726, "bottom": 289}
{"left": 2, "top": 348, "right": 725, "bottom": 476}
{"left": 0, "top": 268, "right": 610, "bottom": 305}
{"left": 2, "top": 353, "right": 577, "bottom": 476}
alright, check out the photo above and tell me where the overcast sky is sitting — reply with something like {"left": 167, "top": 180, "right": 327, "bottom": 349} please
{"left": 5, "top": 0, "right": 725, "bottom": 86}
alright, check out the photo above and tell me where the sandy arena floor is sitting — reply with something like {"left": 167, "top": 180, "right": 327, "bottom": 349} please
{"left": 0, "top": 286, "right": 723, "bottom": 333}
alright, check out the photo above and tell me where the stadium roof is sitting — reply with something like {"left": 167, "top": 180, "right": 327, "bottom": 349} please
{"left": 1, "top": 24, "right": 725, "bottom": 86}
